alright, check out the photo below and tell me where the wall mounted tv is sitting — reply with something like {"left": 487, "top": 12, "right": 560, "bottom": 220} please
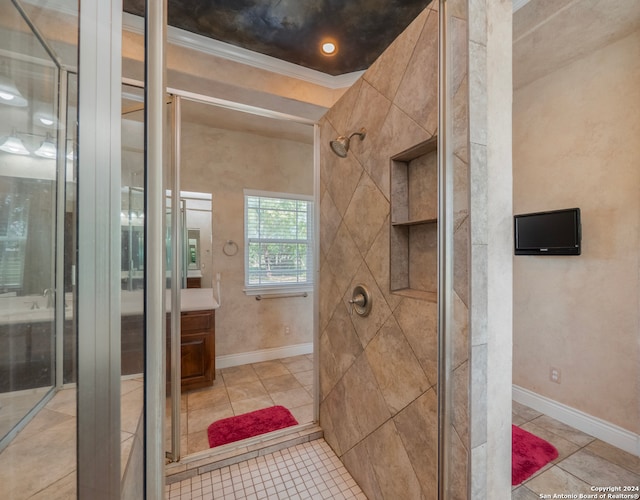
{"left": 514, "top": 208, "right": 581, "bottom": 255}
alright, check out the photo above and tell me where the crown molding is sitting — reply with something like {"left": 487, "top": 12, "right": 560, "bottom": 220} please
{"left": 123, "top": 13, "right": 363, "bottom": 90}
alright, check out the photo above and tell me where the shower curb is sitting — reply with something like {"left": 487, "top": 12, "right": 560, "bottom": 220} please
{"left": 165, "top": 424, "right": 323, "bottom": 484}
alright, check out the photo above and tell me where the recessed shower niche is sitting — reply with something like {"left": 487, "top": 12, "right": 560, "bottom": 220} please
{"left": 390, "top": 136, "right": 438, "bottom": 301}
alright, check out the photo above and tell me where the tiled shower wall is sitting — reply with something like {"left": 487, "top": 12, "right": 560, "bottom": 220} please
{"left": 318, "top": 2, "right": 471, "bottom": 498}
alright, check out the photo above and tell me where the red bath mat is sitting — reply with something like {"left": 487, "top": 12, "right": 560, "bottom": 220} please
{"left": 512, "top": 424, "right": 559, "bottom": 485}
{"left": 207, "top": 405, "right": 298, "bottom": 448}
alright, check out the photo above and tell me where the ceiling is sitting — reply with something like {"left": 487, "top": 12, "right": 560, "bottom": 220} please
{"left": 123, "top": 0, "right": 434, "bottom": 76}
{"left": 513, "top": 0, "right": 640, "bottom": 89}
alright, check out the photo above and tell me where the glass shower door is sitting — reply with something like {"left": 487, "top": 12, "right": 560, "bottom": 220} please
{"left": 0, "top": 3, "right": 61, "bottom": 449}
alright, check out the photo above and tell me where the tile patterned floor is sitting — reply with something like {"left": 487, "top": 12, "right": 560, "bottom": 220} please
{"left": 512, "top": 401, "right": 640, "bottom": 499}
{"left": 179, "top": 355, "right": 315, "bottom": 455}
{"left": 0, "top": 386, "right": 51, "bottom": 440}
{"left": 0, "top": 377, "right": 144, "bottom": 499}
{"left": 167, "top": 439, "right": 366, "bottom": 500}
{"left": 172, "top": 399, "right": 640, "bottom": 500}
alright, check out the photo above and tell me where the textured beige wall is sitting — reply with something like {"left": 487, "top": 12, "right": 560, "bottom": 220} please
{"left": 180, "top": 120, "right": 314, "bottom": 357}
{"left": 513, "top": 30, "right": 640, "bottom": 434}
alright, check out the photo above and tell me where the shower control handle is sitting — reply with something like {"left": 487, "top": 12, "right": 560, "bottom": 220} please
{"left": 350, "top": 293, "right": 366, "bottom": 307}
{"left": 349, "top": 284, "right": 372, "bottom": 317}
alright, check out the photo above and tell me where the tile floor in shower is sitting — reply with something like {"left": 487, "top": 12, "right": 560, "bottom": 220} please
{"left": 167, "top": 438, "right": 366, "bottom": 500}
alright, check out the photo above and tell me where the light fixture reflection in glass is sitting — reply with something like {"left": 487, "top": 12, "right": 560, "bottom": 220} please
{"left": 0, "top": 133, "right": 29, "bottom": 155}
{"left": 35, "top": 112, "right": 55, "bottom": 127}
{"left": 34, "top": 106, "right": 61, "bottom": 129}
{"left": 34, "top": 135, "right": 57, "bottom": 159}
{"left": 0, "top": 75, "right": 28, "bottom": 107}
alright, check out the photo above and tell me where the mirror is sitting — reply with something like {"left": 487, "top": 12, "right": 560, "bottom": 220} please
{"left": 187, "top": 229, "right": 200, "bottom": 270}
{"left": 120, "top": 188, "right": 212, "bottom": 290}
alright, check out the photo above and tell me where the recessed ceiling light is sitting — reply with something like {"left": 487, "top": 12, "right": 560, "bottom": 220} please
{"left": 321, "top": 40, "right": 337, "bottom": 56}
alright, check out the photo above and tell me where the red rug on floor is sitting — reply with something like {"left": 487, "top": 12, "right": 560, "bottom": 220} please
{"left": 512, "top": 424, "right": 559, "bottom": 485}
{"left": 207, "top": 405, "right": 298, "bottom": 448}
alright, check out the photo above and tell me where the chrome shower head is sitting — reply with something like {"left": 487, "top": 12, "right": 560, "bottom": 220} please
{"left": 329, "top": 128, "right": 366, "bottom": 158}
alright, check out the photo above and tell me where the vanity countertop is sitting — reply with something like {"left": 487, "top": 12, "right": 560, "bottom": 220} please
{"left": 0, "top": 288, "right": 219, "bottom": 325}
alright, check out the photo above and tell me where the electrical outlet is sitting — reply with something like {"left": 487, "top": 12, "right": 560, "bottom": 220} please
{"left": 284, "top": 325, "right": 290, "bottom": 335}
{"left": 550, "top": 367, "right": 561, "bottom": 384}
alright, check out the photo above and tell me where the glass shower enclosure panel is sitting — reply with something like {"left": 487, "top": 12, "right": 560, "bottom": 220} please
{"left": 0, "top": 1, "right": 63, "bottom": 450}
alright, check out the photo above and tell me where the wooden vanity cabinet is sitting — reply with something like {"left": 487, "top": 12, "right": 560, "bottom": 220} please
{"left": 166, "top": 309, "right": 215, "bottom": 392}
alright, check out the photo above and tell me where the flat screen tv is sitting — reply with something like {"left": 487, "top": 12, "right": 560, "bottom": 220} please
{"left": 514, "top": 208, "right": 581, "bottom": 255}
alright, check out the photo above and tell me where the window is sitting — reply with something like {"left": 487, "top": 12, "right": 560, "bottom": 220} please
{"left": 244, "top": 190, "right": 314, "bottom": 293}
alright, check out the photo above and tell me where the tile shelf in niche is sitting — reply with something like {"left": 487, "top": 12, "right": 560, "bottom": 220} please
{"left": 391, "top": 217, "right": 437, "bottom": 227}
{"left": 393, "top": 288, "right": 437, "bottom": 303}
{"left": 390, "top": 135, "right": 438, "bottom": 225}
{"left": 390, "top": 135, "right": 438, "bottom": 299}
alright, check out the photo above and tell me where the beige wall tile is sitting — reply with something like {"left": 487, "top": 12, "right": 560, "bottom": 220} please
{"left": 394, "top": 9, "right": 439, "bottom": 135}
{"left": 365, "top": 315, "right": 430, "bottom": 415}
{"left": 344, "top": 173, "right": 390, "bottom": 256}
{"left": 365, "top": 216, "right": 403, "bottom": 312}
{"left": 364, "top": 420, "right": 424, "bottom": 499}
{"left": 325, "top": 148, "right": 364, "bottom": 217}
{"left": 394, "top": 388, "right": 438, "bottom": 500}
{"left": 373, "top": 105, "right": 432, "bottom": 200}
{"left": 452, "top": 360, "right": 470, "bottom": 445}
{"left": 364, "top": 7, "right": 430, "bottom": 101}
{"left": 324, "top": 79, "right": 363, "bottom": 139}
{"left": 321, "top": 379, "right": 360, "bottom": 454}
{"left": 319, "top": 190, "right": 342, "bottom": 257}
{"left": 342, "top": 440, "right": 384, "bottom": 500}
{"left": 320, "top": 303, "right": 363, "bottom": 398}
{"left": 318, "top": 265, "right": 343, "bottom": 333}
{"left": 343, "top": 355, "right": 392, "bottom": 442}
{"left": 325, "top": 223, "right": 364, "bottom": 298}
{"left": 394, "top": 297, "right": 438, "bottom": 386}
{"left": 344, "top": 81, "right": 392, "bottom": 171}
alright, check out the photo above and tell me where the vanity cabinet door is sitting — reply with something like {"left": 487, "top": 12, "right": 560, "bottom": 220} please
{"left": 167, "top": 309, "right": 215, "bottom": 392}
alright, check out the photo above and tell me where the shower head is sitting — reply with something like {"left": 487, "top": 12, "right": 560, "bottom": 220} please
{"left": 329, "top": 128, "right": 366, "bottom": 158}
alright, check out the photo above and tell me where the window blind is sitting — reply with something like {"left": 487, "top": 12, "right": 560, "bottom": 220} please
{"left": 245, "top": 193, "right": 313, "bottom": 288}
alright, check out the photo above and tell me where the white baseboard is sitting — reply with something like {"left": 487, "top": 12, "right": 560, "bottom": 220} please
{"left": 216, "top": 342, "right": 314, "bottom": 369}
{"left": 513, "top": 385, "right": 640, "bottom": 457}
